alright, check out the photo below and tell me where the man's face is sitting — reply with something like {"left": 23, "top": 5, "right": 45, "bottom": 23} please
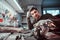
{"left": 30, "top": 9, "right": 41, "bottom": 19}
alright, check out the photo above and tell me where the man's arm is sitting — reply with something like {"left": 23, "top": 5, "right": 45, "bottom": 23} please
{"left": 27, "top": 17, "right": 33, "bottom": 30}
{"left": 27, "top": 11, "right": 33, "bottom": 30}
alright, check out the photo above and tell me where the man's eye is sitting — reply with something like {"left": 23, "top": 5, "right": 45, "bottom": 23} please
{"left": 34, "top": 11, "right": 36, "bottom": 13}
{"left": 31, "top": 13, "right": 34, "bottom": 15}
{"left": 34, "top": 11, "right": 37, "bottom": 13}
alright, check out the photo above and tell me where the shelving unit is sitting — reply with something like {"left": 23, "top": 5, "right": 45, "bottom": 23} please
{"left": 21, "top": 14, "right": 28, "bottom": 27}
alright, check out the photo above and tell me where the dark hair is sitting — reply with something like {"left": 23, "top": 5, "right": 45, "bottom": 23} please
{"left": 29, "top": 7, "right": 38, "bottom": 12}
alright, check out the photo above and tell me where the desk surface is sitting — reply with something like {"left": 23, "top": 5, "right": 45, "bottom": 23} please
{"left": 0, "top": 27, "right": 23, "bottom": 33}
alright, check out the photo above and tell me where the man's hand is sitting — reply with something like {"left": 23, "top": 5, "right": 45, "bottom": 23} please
{"left": 26, "top": 11, "right": 31, "bottom": 18}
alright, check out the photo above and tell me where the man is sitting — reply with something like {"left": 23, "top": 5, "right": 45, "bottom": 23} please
{"left": 26, "top": 7, "right": 57, "bottom": 40}
{"left": 27, "top": 7, "right": 41, "bottom": 30}
{"left": 27, "top": 7, "right": 48, "bottom": 40}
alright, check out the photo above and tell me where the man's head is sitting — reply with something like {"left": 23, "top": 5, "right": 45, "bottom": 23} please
{"left": 29, "top": 7, "right": 41, "bottom": 19}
